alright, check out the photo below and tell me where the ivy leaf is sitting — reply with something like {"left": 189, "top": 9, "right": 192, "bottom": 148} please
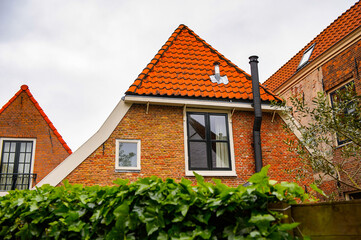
{"left": 278, "top": 222, "right": 300, "bottom": 231}
{"left": 310, "top": 184, "right": 328, "bottom": 197}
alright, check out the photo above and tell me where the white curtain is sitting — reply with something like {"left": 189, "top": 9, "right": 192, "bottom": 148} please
{"left": 215, "top": 117, "right": 229, "bottom": 168}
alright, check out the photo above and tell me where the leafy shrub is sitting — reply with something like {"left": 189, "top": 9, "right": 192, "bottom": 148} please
{"left": 0, "top": 166, "right": 308, "bottom": 239}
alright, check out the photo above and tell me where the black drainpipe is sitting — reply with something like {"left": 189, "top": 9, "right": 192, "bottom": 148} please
{"left": 249, "top": 56, "right": 263, "bottom": 173}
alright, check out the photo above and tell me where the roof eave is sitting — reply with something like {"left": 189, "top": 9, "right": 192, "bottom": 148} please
{"left": 124, "top": 95, "right": 284, "bottom": 112}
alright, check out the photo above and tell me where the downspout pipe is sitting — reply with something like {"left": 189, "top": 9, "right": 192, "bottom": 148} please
{"left": 249, "top": 56, "right": 263, "bottom": 173}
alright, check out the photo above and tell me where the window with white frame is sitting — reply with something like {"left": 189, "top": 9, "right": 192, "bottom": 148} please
{"left": 185, "top": 110, "right": 236, "bottom": 176}
{"left": 115, "top": 139, "right": 141, "bottom": 171}
{"left": 0, "top": 139, "right": 36, "bottom": 191}
{"left": 297, "top": 44, "right": 315, "bottom": 69}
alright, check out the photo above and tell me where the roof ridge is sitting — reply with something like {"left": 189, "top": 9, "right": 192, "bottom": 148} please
{"left": 0, "top": 85, "right": 72, "bottom": 154}
{"left": 126, "top": 24, "right": 280, "bottom": 102}
{"left": 182, "top": 26, "right": 251, "bottom": 78}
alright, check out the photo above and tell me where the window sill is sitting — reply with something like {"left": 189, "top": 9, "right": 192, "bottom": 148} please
{"left": 115, "top": 169, "right": 141, "bottom": 173}
{"left": 186, "top": 170, "right": 237, "bottom": 177}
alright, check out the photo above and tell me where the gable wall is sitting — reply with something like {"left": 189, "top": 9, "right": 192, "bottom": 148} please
{"left": 274, "top": 39, "right": 361, "bottom": 198}
{"left": 0, "top": 91, "right": 70, "bottom": 185}
{"left": 65, "top": 103, "right": 312, "bottom": 187}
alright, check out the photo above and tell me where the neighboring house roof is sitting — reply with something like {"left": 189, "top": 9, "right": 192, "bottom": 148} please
{"left": 264, "top": 1, "right": 361, "bottom": 92}
{"left": 126, "top": 24, "right": 280, "bottom": 102}
{"left": 0, "top": 85, "right": 72, "bottom": 154}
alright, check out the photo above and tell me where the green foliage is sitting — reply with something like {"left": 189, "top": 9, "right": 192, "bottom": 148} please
{"left": 276, "top": 82, "right": 361, "bottom": 192}
{"left": 0, "top": 166, "right": 308, "bottom": 239}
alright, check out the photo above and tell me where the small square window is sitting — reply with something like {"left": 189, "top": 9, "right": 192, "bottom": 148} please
{"left": 297, "top": 44, "right": 315, "bottom": 69}
{"left": 115, "top": 140, "right": 141, "bottom": 171}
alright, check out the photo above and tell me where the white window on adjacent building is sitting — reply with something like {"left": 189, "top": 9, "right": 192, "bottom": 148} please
{"left": 0, "top": 138, "right": 36, "bottom": 191}
{"left": 184, "top": 109, "right": 236, "bottom": 176}
{"left": 115, "top": 139, "right": 141, "bottom": 171}
{"left": 298, "top": 44, "right": 315, "bottom": 69}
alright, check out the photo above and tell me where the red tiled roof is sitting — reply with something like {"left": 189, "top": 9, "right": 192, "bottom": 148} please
{"left": 126, "top": 24, "right": 280, "bottom": 102}
{"left": 0, "top": 85, "right": 72, "bottom": 154}
{"left": 264, "top": 1, "right": 361, "bottom": 92}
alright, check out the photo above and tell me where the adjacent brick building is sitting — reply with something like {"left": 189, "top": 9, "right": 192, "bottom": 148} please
{"left": 37, "top": 25, "right": 313, "bottom": 188}
{"left": 264, "top": 1, "right": 361, "bottom": 199}
{"left": 0, "top": 85, "right": 72, "bottom": 195}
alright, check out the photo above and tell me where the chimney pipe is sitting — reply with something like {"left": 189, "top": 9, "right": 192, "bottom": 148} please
{"left": 249, "top": 56, "right": 263, "bottom": 173}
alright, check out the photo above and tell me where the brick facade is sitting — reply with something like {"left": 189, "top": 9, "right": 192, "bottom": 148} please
{"left": 274, "top": 39, "right": 361, "bottom": 199}
{"left": 321, "top": 39, "right": 361, "bottom": 196}
{"left": 322, "top": 40, "right": 361, "bottom": 93}
{"left": 65, "top": 104, "right": 313, "bottom": 187}
{"left": 0, "top": 90, "right": 70, "bottom": 185}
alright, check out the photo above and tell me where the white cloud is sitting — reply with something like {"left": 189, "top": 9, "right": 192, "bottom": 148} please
{"left": 0, "top": 0, "right": 358, "bottom": 150}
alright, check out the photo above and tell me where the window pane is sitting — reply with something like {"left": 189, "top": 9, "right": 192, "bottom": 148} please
{"left": 210, "top": 115, "right": 228, "bottom": 140}
{"left": 10, "top": 142, "right": 16, "bottom": 152}
{"left": 20, "top": 143, "right": 26, "bottom": 152}
{"left": 1, "top": 163, "right": 8, "bottom": 173}
{"left": 18, "top": 163, "right": 24, "bottom": 173}
{"left": 3, "top": 142, "right": 10, "bottom": 152}
{"left": 211, "top": 142, "right": 230, "bottom": 168}
{"left": 19, "top": 153, "right": 25, "bottom": 163}
{"left": 7, "top": 163, "right": 14, "bottom": 174}
{"left": 25, "top": 153, "right": 31, "bottom": 163}
{"left": 24, "top": 164, "right": 30, "bottom": 174}
{"left": 9, "top": 153, "right": 15, "bottom": 163}
{"left": 189, "top": 142, "right": 208, "bottom": 169}
{"left": 118, "top": 142, "right": 137, "bottom": 167}
{"left": 26, "top": 142, "right": 33, "bottom": 153}
{"left": 188, "top": 114, "right": 206, "bottom": 140}
{"left": 2, "top": 153, "right": 9, "bottom": 163}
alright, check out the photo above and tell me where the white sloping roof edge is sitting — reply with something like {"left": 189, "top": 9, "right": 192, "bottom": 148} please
{"left": 35, "top": 100, "right": 132, "bottom": 187}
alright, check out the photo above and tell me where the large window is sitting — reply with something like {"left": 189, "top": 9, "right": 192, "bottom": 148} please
{"left": 115, "top": 139, "right": 141, "bottom": 171}
{"left": 0, "top": 140, "right": 36, "bottom": 191}
{"left": 329, "top": 81, "right": 355, "bottom": 145}
{"left": 187, "top": 112, "right": 231, "bottom": 171}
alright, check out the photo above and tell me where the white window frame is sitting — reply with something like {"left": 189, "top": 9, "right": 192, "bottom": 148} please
{"left": 297, "top": 44, "right": 315, "bottom": 69}
{"left": 0, "top": 138, "right": 36, "bottom": 195}
{"left": 183, "top": 108, "right": 237, "bottom": 176}
{"left": 115, "top": 139, "right": 141, "bottom": 171}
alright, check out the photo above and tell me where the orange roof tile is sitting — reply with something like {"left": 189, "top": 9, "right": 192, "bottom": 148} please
{"left": 264, "top": 1, "right": 361, "bottom": 92}
{"left": 0, "top": 85, "right": 72, "bottom": 154}
{"left": 126, "top": 24, "right": 280, "bottom": 102}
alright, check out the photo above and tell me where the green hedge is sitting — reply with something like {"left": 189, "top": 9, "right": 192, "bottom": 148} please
{"left": 0, "top": 166, "right": 308, "bottom": 239}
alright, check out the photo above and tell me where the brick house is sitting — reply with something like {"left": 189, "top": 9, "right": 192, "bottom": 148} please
{"left": 37, "top": 25, "right": 313, "bottom": 188}
{"left": 264, "top": 1, "right": 361, "bottom": 199}
{"left": 0, "top": 85, "right": 72, "bottom": 195}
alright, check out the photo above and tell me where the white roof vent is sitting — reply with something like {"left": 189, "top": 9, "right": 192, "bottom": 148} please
{"left": 210, "top": 62, "right": 228, "bottom": 84}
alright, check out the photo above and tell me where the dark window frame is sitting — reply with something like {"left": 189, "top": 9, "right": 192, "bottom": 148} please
{"left": 0, "top": 140, "right": 35, "bottom": 191}
{"left": 329, "top": 81, "right": 355, "bottom": 146}
{"left": 186, "top": 112, "right": 232, "bottom": 171}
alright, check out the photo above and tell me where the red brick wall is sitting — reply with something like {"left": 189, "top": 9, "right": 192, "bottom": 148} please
{"left": 0, "top": 91, "right": 70, "bottom": 185}
{"left": 65, "top": 104, "right": 313, "bottom": 188}
{"left": 322, "top": 39, "right": 361, "bottom": 93}
{"left": 321, "top": 39, "right": 361, "bottom": 196}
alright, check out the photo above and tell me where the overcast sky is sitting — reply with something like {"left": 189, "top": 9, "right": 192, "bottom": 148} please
{"left": 0, "top": 0, "right": 358, "bottom": 151}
